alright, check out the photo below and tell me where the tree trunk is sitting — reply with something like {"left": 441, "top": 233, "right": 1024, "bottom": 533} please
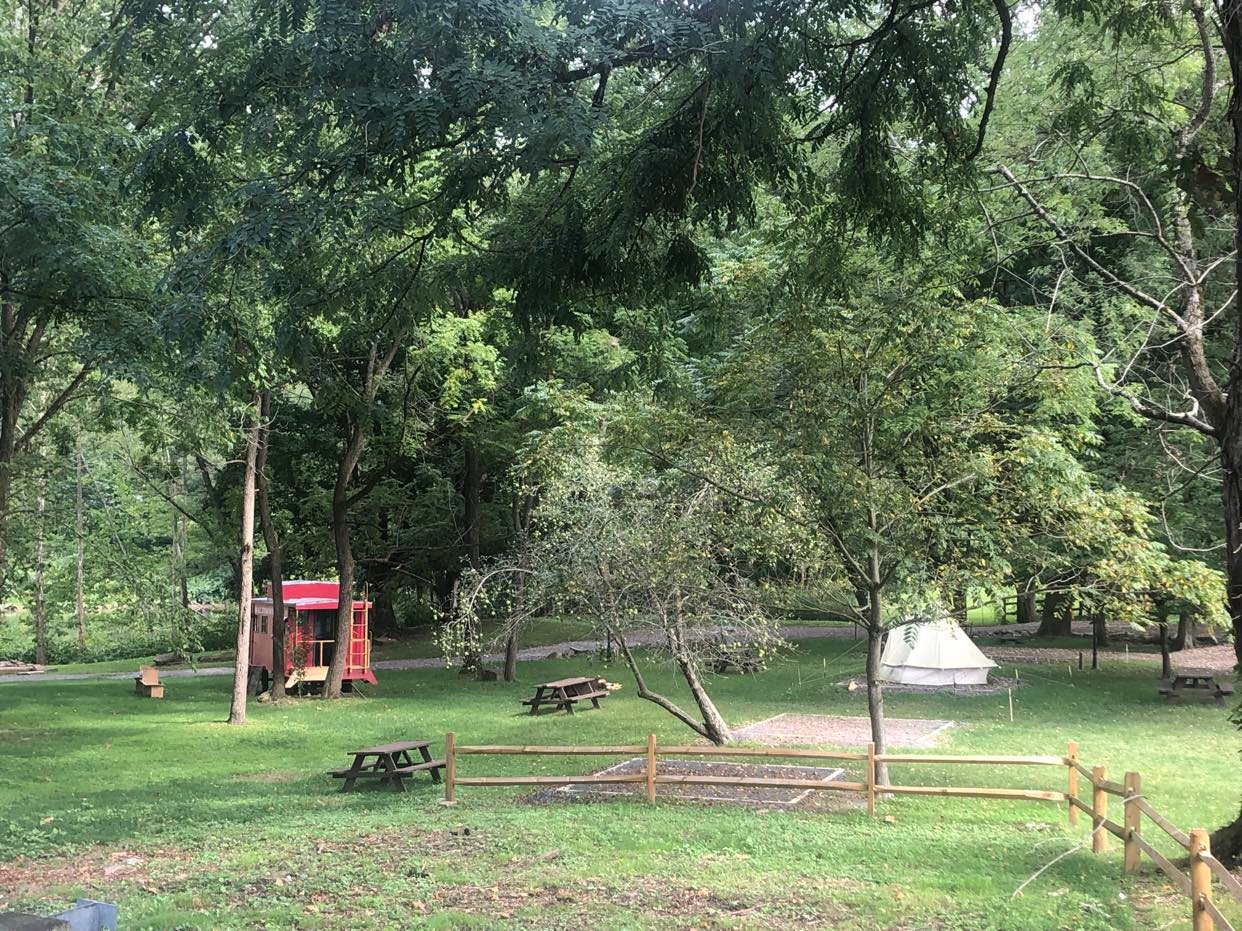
{"left": 256, "top": 392, "right": 286, "bottom": 700}
{"left": 227, "top": 394, "right": 262, "bottom": 726}
{"left": 1207, "top": 0, "right": 1242, "bottom": 861}
{"left": 674, "top": 652, "right": 733, "bottom": 744}
{"left": 1015, "top": 589, "right": 1036, "bottom": 625}
{"left": 1092, "top": 611, "right": 1108, "bottom": 647}
{"left": 0, "top": 368, "right": 17, "bottom": 600}
{"left": 502, "top": 493, "right": 534, "bottom": 683}
{"left": 614, "top": 630, "right": 729, "bottom": 743}
{"left": 33, "top": 472, "right": 46, "bottom": 665}
{"left": 461, "top": 440, "right": 484, "bottom": 675}
{"left": 1172, "top": 607, "right": 1199, "bottom": 651}
{"left": 324, "top": 458, "right": 357, "bottom": 699}
{"left": 503, "top": 632, "right": 519, "bottom": 682}
{"left": 1213, "top": 803, "right": 1242, "bottom": 867}
{"left": 668, "top": 598, "right": 732, "bottom": 744}
{"left": 1036, "top": 591, "right": 1073, "bottom": 637}
{"left": 74, "top": 443, "right": 86, "bottom": 648}
{"left": 952, "top": 586, "right": 968, "bottom": 623}
{"left": 865, "top": 588, "right": 889, "bottom": 786}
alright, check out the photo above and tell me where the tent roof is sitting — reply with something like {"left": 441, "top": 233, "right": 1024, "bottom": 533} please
{"left": 880, "top": 618, "right": 997, "bottom": 671}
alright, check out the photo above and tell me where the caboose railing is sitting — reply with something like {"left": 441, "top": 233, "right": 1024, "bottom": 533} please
{"left": 294, "top": 637, "right": 368, "bottom": 671}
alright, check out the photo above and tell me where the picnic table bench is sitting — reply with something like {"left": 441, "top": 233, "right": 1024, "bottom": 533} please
{"left": 1158, "top": 668, "right": 1235, "bottom": 706}
{"left": 328, "top": 740, "right": 445, "bottom": 792}
{"left": 521, "top": 676, "right": 608, "bottom": 715}
{"left": 710, "top": 645, "right": 763, "bottom": 674}
{"left": 134, "top": 665, "right": 164, "bottom": 699}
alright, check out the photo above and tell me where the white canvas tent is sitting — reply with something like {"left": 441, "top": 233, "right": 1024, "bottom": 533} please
{"left": 879, "top": 617, "right": 997, "bottom": 686}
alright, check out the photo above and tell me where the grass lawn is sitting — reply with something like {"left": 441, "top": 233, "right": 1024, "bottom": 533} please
{"left": 1, "top": 638, "right": 1239, "bottom": 929}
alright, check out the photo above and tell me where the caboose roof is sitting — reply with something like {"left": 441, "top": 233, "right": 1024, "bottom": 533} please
{"left": 253, "top": 596, "right": 372, "bottom": 611}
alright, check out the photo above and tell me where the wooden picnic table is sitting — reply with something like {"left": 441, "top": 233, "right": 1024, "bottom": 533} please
{"left": 521, "top": 676, "right": 608, "bottom": 715}
{"left": 328, "top": 740, "right": 445, "bottom": 792}
{"left": 1158, "top": 668, "right": 1235, "bottom": 706}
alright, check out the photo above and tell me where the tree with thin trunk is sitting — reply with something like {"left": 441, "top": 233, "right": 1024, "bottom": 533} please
{"left": 32, "top": 470, "right": 47, "bottom": 665}
{"left": 256, "top": 391, "right": 286, "bottom": 700}
{"left": 451, "top": 435, "right": 788, "bottom": 744}
{"left": 74, "top": 442, "right": 86, "bottom": 648}
{"left": 318, "top": 337, "right": 404, "bottom": 699}
{"left": 227, "top": 393, "right": 262, "bottom": 726}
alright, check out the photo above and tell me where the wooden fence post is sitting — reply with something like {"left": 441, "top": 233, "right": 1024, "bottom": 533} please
{"left": 1067, "top": 740, "right": 1079, "bottom": 827}
{"left": 1092, "top": 765, "right": 1107, "bottom": 853}
{"left": 866, "top": 742, "right": 877, "bottom": 818}
{"left": 1190, "top": 828, "right": 1213, "bottom": 931}
{"left": 1123, "top": 772, "right": 1141, "bottom": 875}
{"left": 443, "top": 731, "right": 457, "bottom": 805}
{"left": 646, "top": 733, "right": 657, "bottom": 803}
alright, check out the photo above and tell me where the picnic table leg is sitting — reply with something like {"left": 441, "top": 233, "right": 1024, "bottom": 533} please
{"left": 418, "top": 745, "right": 443, "bottom": 784}
{"left": 378, "top": 753, "right": 408, "bottom": 793}
{"left": 339, "top": 755, "right": 367, "bottom": 793}
{"left": 529, "top": 689, "right": 543, "bottom": 715}
{"left": 591, "top": 696, "right": 601, "bottom": 709}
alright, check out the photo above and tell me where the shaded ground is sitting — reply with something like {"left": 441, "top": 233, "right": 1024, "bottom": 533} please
{"left": 987, "top": 643, "right": 1237, "bottom": 670}
{"left": 732, "top": 713, "right": 954, "bottom": 748}
{"left": 527, "top": 758, "right": 849, "bottom": 808}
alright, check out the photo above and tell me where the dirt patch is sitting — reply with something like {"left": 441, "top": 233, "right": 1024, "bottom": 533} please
{"left": 986, "top": 642, "right": 1237, "bottom": 671}
{"left": 525, "top": 758, "right": 851, "bottom": 808}
{"left": 431, "top": 875, "right": 853, "bottom": 927}
{"left": 233, "top": 769, "right": 303, "bottom": 783}
{"left": 733, "top": 713, "right": 954, "bottom": 748}
{"left": 0, "top": 847, "right": 187, "bottom": 903}
{"left": 313, "top": 826, "right": 487, "bottom": 859}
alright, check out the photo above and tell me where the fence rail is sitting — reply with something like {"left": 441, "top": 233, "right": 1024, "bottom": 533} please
{"left": 441, "top": 732, "right": 1242, "bottom": 929}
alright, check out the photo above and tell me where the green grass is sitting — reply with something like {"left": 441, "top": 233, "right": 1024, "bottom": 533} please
{"left": 0, "top": 638, "right": 1237, "bottom": 929}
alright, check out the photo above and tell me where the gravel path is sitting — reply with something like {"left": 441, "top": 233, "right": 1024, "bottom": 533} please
{"left": 1, "top": 619, "right": 1230, "bottom": 685}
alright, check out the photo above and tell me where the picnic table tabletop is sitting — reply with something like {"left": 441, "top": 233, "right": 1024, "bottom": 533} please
{"left": 539, "top": 676, "right": 599, "bottom": 689}
{"left": 1175, "top": 669, "right": 1217, "bottom": 679}
{"left": 349, "top": 740, "right": 431, "bottom": 756}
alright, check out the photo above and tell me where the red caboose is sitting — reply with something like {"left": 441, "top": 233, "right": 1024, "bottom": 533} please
{"left": 249, "top": 580, "right": 378, "bottom": 691}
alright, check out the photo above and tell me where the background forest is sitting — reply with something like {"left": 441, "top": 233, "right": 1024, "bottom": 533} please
{"left": 2, "top": 0, "right": 1233, "bottom": 672}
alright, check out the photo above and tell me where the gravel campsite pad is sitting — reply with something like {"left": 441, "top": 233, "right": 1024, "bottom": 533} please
{"left": 527, "top": 758, "right": 849, "bottom": 808}
{"left": 733, "top": 713, "right": 954, "bottom": 748}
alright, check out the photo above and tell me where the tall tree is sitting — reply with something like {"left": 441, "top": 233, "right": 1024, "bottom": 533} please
{"left": 0, "top": 0, "right": 155, "bottom": 595}
{"left": 227, "top": 394, "right": 262, "bottom": 725}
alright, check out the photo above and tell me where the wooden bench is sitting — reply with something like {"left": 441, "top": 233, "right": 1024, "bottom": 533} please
{"left": 329, "top": 740, "right": 445, "bottom": 792}
{"left": 134, "top": 665, "right": 164, "bottom": 699}
{"left": 522, "top": 676, "right": 608, "bottom": 715}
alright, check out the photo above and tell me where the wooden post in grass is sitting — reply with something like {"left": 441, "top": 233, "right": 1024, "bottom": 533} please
{"left": 1092, "top": 765, "right": 1107, "bottom": 853}
{"left": 1066, "top": 741, "right": 1079, "bottom": 827}
{"left": 443, "top": 731, "right": 457, "bottom": 805}
{"left": 1190, "top": 828, "right": 1213, "bottom": 931}
{"left": 866, "top": 742, "right": 877, "bottom": 818}
{"left": 646, "top": 733, "right": 657, "bottom": 803}
{"left": 1123, "top": 772, "right": 1141, "bottom": 874}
